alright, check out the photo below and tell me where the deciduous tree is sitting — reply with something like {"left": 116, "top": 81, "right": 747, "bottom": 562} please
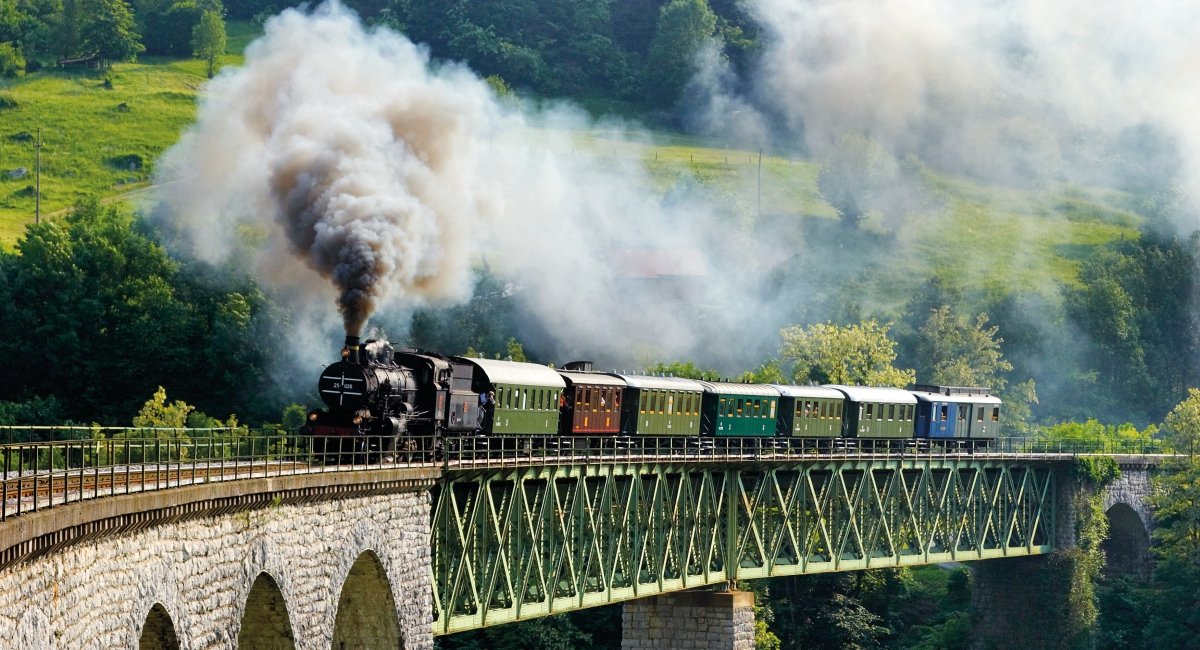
{"left": 1164, "top": 388, "right": 1200, "bottom": 457}
{"left": 133, "top": 385, "right": 194, "bottom": 428}
{"left": 915, "top": 306, "right": 1012, "bottom": 388}
{"left": 80, "top": 0, "right": 144, "bottom": 65}
{"left": 643, "top": 0, "right": 716, "bottom": 106}
{"left": 780, "top": 320, "right": 915, "bottom": 388}
{"left": 191, "top": 7, "right": 224, "bottom": 78}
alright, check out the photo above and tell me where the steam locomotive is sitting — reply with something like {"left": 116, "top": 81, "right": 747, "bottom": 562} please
{"left": 305, "top": 335, "right": 1003, "bottom": 461}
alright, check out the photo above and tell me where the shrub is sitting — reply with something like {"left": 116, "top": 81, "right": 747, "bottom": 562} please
{"left": 0, "top": 42, "right": 25, "bottom": 78}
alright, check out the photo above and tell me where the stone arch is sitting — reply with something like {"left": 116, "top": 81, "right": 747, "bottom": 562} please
{"left": 1103, "top": 502, "right": 1151, "bottom": 580}
{"left": 332, "top": 550, "right": 403, "bottom": 649}
{"left": 138, "top": 603, "right": 180, "bottom": 650}
{"left": 237, "top": 572, "right": 296, "bottom": 649}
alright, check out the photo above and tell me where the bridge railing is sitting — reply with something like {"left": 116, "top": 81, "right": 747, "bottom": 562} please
{"left": 440, "top": 433, "right": 1174, "bottom": 468}
{"left": 0, "top": 427, "right": 442, "bottom": 522}
{"left": 0, "top": 427, "right": 1176, "bottom": 522}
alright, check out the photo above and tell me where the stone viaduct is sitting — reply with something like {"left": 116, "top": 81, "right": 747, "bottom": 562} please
{"left": 0, "top": 457, "right": 1159, "bottom": 649}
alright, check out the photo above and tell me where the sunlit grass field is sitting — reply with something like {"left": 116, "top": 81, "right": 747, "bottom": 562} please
{"left": 0, "top": 21, "right": 257, "bottom": 249}
{"left": 0, "top": 18, "right": 1142, "bottom": 302}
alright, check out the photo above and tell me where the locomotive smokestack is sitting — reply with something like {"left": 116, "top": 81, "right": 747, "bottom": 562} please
{"left": 344, "top": 335, "right": 362, "bottom": 364}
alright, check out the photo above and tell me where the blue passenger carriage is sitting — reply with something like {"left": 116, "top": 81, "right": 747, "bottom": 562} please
{"left": 912, "top": 384, "right": 1002, "bottom": 446}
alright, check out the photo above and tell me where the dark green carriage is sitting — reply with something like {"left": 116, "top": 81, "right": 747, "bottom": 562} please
{"left": 697, "top": 381, "right": 779, "bottom": 437}
{"left": 611, "top": 374, "right": 703, "bottom": 435}
{"left": 456, "top": 357, "right": 565, "bottom": 435}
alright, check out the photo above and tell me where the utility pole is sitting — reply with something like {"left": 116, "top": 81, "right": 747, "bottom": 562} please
{"left": 34, "top": 128, "right": 41, "bottom": 225}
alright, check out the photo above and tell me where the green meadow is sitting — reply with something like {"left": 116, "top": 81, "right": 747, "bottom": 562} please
{"left": 0, "top": 24, "right": 1141, "bottom": 301}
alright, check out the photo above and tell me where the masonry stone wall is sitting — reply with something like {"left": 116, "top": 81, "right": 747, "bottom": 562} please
{"left": 622, "top": 590, "right": 755, "bottom": 650}
{"left": 1102, "top": 466, "right": 1154, "bottom": 580}
{"left": 1103, "top": 468, "right": 1153, "bottom": 534}
{"left": 0, "top": 490, "right": 432, "bottom": 649}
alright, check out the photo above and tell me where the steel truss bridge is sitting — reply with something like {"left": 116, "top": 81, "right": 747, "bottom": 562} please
{"left": 432, "top": 453, "right": 1056, "bottom": 634}
{"left": 4, "top": 428, "right": 1155, "bottom": 636}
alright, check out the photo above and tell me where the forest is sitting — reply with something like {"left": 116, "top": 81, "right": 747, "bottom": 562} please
{"left": 1, "top": 0, "right": 1199, "bottom": 647}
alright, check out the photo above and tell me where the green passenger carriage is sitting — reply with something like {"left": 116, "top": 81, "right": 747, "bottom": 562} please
{"left": 697, "top": 381, "right": 779, "bottom": 437}
{"left": 611, "top": 375, "right": 703, "bottom": 435}
{"left": 826, "top": 385, "right": 917, "bottom": 439}
{"left": 772, "top": 385, "right": 844, "bottom": 437}
{"left": 456, "top": 357, "right": 565, "bottom": 436}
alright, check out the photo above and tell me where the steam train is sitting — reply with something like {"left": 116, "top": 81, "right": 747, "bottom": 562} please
{"left": 304, "top": 335, "right": 1004, "bottom": 460}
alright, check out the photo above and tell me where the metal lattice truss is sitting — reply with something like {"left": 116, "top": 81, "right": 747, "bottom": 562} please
{"left": 431, "top": 459, "right": 1056, "bottom": 634}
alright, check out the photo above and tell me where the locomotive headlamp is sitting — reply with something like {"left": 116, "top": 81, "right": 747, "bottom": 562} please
{"left": 341, "top": 347, "right": 350, "bottom": 359}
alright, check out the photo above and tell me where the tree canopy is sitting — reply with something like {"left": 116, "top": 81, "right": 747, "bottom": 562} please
{"left": 0, "top": 200, "right": 285, "bottom": 423}
{"left": 191, "top": 6, "right": 224, "bottom": 77}
{"left": 780, "top": 320, "right": 915, "bottom": 388}
{"left": 643, "top": 0, "right": 717, "bottom": 107}
{"left": 80, "top": 0, "right": 144, "bottom": 65}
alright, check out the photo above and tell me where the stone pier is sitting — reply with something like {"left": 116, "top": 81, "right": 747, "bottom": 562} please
{"left": 0, "top": 470, "right": 438, "bottom": 649}
{"left": 621, "top": 590, "right": 755, "bottom": 650}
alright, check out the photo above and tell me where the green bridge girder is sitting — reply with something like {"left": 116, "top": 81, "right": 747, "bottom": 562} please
{"left": 431, "top": 458, "right": 1056, "bottom": 635}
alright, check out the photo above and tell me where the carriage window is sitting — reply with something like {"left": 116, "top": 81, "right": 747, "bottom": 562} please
{"left": 770, "top": 401, "right": 777, "bottom": 418}
{"left": 865, "top": 403, "right": 873, "bottom": 419}
{"left": 668, "top": 394, "right": 676, "bottom": 414}
{"left": 877, "top": 404, "right": 885, "bottom": 420}
{"left": 977, "top": 406, "right": 985, "bottom": 422}
{"left": 640, "top": 393, "right": 647, "bottom": 414}
{"left": 958, "top": 406, "right": 967, "bottom": 421}
{"left": 940, "top": 405, "right": 948, "bottom": 421}
{"left": 992, "top": 407, "right": 1000, "bottom": 422}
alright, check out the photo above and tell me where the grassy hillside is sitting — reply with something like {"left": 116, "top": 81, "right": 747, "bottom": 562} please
{"left": 0, "top": 21, "right": 258, "bottom": 249}
{"left": 0, "top": 29, "right": 1142, "bottom": 302}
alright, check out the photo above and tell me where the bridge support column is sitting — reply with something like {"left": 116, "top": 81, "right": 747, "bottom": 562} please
{"left": 971, "top": 554, "right": 1094, "bottom": 649}
{"left": 621, "top": 590, "right": 754, "bottom": 650}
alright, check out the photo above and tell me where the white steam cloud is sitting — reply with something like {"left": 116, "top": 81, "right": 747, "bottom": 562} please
{"left": 696, "top": 0, "right": 1200, "bottom": 222}
{"left": 154, "top": 2, "right": 789, "bottom": 371}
